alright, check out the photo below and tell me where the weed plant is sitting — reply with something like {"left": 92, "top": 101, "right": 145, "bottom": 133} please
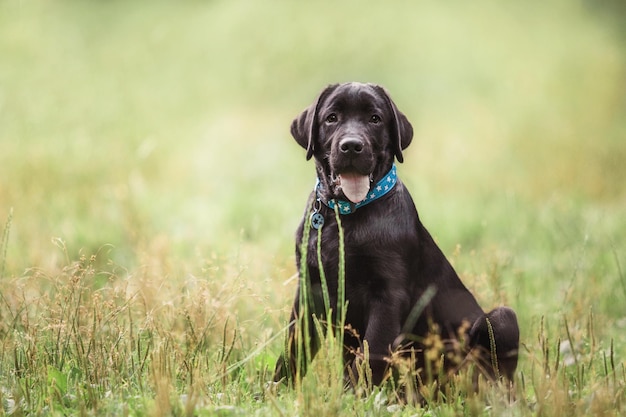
{"left": 2, "top": 204, "right": 626, "bottom": 415}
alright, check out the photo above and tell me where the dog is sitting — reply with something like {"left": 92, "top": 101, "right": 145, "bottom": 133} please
{"left": 274, "top": 82, "right": 519, "bottom": 390}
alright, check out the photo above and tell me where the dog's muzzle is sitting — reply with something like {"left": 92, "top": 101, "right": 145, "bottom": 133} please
{"left": 331, "top": 136, "right": 374, "bottom": 203}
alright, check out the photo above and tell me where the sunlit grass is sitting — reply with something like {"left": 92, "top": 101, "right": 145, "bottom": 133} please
{"left": 1, "top": 0, "right": 625, "bottom": 414}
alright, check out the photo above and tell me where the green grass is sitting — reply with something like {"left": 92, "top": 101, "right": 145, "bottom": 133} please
{"left": 1, "top": 0, "right": 626, "bottom": 415}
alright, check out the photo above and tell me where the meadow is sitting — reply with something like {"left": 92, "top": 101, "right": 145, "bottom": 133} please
{"left": 1, "top": 0, "right": 625, "bottom": 415}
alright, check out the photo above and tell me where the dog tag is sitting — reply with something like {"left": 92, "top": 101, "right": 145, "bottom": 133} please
{"left": 310, "top": 212, "right": 325, "bottom": 230}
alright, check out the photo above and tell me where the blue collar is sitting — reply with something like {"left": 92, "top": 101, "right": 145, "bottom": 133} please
{"left": 316, "top": 164, "right": 398, "bottom": 215}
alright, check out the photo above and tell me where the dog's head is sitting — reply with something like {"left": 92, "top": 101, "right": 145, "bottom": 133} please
{"left": 291, "top": 82, "right": 413, "bottom": 203}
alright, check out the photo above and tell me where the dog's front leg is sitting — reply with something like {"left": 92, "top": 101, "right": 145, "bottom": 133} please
{"left": 355, "top": 300, "right": 403, "bottom": 386}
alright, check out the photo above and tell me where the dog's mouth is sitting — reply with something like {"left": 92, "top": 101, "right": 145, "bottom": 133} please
{"left": 333, "top": 171, "right": 371, "bottom": 203}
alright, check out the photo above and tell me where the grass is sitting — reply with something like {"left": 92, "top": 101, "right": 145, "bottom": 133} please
{"left": 1, "top": 0, "right": 626, "bottom": 415}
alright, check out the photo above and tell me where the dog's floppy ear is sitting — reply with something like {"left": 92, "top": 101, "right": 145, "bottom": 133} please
{"left": 291, "top": 84, "right": 337, "bottom": 160}
{"left": 374, "top": 85, "right": 413, "bottom": 163}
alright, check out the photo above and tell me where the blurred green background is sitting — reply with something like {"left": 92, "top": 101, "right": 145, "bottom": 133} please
{"left": 1, "top": 0, "right": 625, "bottom": 339}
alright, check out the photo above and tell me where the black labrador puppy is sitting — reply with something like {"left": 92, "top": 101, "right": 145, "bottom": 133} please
{"left": 275, "top": 82, "right": 519, "bottom": 388}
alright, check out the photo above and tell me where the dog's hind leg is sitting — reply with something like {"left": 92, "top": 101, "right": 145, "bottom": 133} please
{"left": 468, "top": 306, "right": 520, "bottom": 382}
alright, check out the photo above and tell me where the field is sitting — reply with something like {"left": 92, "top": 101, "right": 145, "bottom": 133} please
{"left": 1, "top": 0, "right": 626, "bottom": 415}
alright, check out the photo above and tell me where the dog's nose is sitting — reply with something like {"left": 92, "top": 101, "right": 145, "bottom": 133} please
{"left": 339, "top": 137, "right": 364, "bottom": 154}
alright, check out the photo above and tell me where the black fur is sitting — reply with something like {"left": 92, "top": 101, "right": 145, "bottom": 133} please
{"left": 275, "top": 82, "right": 519, "bottom": 387}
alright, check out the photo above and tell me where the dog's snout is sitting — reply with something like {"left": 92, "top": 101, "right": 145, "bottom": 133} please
{"left": 339, "top": 137, "right": 364, "bottom": 154}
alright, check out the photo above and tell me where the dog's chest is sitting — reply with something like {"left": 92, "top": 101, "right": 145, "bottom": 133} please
{"left": 304, "top": 210, "right": 402, "bottom": 272}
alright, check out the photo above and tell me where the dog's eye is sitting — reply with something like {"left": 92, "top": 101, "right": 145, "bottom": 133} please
{"left": 325, "top": 113, "right": 338, "bottom": 124}
{"left": 370, "top": 115, "right": 381, "bottom": 124}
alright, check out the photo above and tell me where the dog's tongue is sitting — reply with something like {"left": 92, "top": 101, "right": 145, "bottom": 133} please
{"left": 339, "top": 173, "right": 370, "bottom": 203}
